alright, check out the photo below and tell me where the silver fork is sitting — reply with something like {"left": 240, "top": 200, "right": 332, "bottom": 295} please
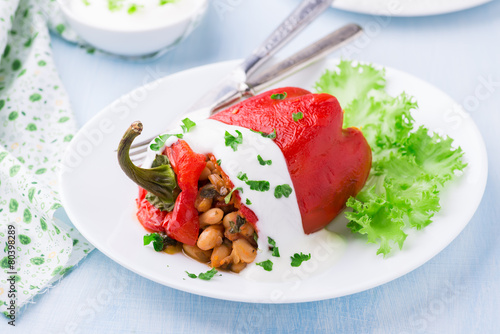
{"left": 129, "top": 0, "right": 363, "bottom": 163}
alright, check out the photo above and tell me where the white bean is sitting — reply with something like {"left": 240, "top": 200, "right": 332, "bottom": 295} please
{"left": 197, "top": 225, "right": 224, "bottom": 250}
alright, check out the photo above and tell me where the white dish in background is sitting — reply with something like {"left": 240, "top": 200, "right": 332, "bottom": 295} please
{"left": 60, "top": 59, "right": 487, "bottom": 303}
{"left": 58, "top": 0, "right": 208, "bottom": 57}
{"left": 332, "top": 0, "right": 492, "bottom": 16}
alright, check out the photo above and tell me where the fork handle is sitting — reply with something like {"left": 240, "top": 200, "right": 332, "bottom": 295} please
{"left": 208, "top": 24, "right": 363, "bottom": 115}
{"left": 239, "top": 0, "right": 334, "bottom": 78}
{"left": 246, "top": 23, "right": 363, "bottom": 92}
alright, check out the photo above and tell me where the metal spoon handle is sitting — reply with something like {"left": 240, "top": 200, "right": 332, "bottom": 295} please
{"left": 206, "top": 24, "right": 363, "bottom": 115}
{"left": 186, "top": 0, "right": 333, "bottom": 114}
{"left": 246, "top": 23, "right": 362, "bottom": 91}
{"left": 239, "top": 0, "right": 334, "bottom": 77}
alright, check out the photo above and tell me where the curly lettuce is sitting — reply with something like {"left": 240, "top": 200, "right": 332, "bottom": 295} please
{"left": 315, "top": 60, "right": 386, "bottom": 108}
{"left": 315, "top": 60, "right": 467, "bottom": 256}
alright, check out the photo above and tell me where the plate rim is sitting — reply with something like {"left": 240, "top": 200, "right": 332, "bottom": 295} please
{"left": 332, "top": 0, "right": 493, "bottom": 17}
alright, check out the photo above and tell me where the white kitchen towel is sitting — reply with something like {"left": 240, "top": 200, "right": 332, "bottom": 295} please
{"left": 0, "top": 0, "right": 93, "bottom": 317}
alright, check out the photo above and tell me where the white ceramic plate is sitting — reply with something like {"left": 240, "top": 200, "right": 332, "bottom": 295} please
{"left": 332, "top": 0, "right": 492, "bottom": 16}
{"left": 60, "top": 59, "right": 487, "bottom": 303}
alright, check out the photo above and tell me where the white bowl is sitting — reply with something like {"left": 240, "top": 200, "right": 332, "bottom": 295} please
{"left": 58, "top": 0, "right": 208, "bottom": 57}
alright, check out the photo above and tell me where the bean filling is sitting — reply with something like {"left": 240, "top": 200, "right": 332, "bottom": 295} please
{"left": 183, "top": 154, "right": 258, "bottom": 273}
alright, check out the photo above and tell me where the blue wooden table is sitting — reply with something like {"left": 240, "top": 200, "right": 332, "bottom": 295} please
{"left": 3, "top": 1, "right": 499, "bottom": 333}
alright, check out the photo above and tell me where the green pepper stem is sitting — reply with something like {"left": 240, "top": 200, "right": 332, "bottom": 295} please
{"left": 117, "top": 121, "right": 177, "bottom": 205}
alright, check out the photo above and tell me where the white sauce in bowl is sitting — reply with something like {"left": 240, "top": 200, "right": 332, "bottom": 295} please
{"left": 142, "top": 117, "right": 346, "bottom": 281}
{"left": 67, "top": 0, "right": 205, "bottom": 30}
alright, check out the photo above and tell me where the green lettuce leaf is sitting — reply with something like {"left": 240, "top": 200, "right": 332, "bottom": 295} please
{"left": 346, "top": 194, "right": 407, "bottom": 256}
{"left": 315, "top": 61, "right": 467, "bottom": 256}
{"left": 315, "top": 60, "right": 386, "bottom": 108}
{"left": 402, "top": 126, "right": 467, "bottom": 185}
{"left": 343, "top": 93, "right": 417, "bottom": 155}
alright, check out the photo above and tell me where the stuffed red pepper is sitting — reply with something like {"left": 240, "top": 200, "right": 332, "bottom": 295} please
{"left": 118, "top": 87, "right": 371, "bottom": 274}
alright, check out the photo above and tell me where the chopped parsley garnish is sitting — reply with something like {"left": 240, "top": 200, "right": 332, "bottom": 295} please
{"left": 150, "top": 133, "right": 183, "bottom": 151}
{"left": 185, "top": 268, "right": 218, "bottom": 280}
{"left": 127, "top": 4, "right": 141, "bottom": 14}
{"left": 144, "top": 233, "right": 164, "bottom": 251}
{"left": 268, "top": 237, "right": 277, "bottom": 248}
{"left": 159, "top": 0, "right": 175, "bottom": 4}
{"left": 237, "top": 172, "right": 270, "bottom": 192}
{"left": 144, "top": 233, "right": 177, "bottom": 252}
{"left": 274, "top": 184, "right": 293, "bottom": 199}
{"left": 246, "top": 180, "right": 270, "bottom": 192}
{"left": 253, "top": 232, "right": 258, "bottom": 243}
{"left": 250, "top": 128, "right": 277, "bottom": 139}
{"left": 290, "top": 252, "right": 311, "bottom": 267}
{"left": 224, "top": 187, "right": 243, "bottom": 204}
{"left": 181, "top": 118, "right": 196, "bottom": 133}
{"left": 257, "top": 155, "right": 272, "bottom": 166}
{"left": 268, "top": 237, "right": 280, "bottom": 257}
{"left": 216, "top": 159, "right": 222, "bottom": 166}
{"left": 224, "top": 130, "right": 243, "bottom": 151}
{"left": 185, "top": 271, "right": 197, "bottom": 279}
{"left": 271, "top": 247, "right": 280, "bottom": 257}
{"left": 256, "top": 260, "right": 273, "bottom": 271}
{"left": 270, "top": 92, "right": 287, "bottom": 100}
{"left": 198, "top": 268, "right": 218, "bottom": 280}
{"left": 246, "top": 198, "right": 252, "bottom": 205}
{"left": 108, "top": 0, "right": 124, "bottom": 11}
{"left": 292, "top": 112, "right": 303, "bottom": 122}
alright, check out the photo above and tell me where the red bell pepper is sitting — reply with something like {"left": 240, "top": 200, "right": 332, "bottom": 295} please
{"left": 134, "top": 87, "right": 370, "bottom": 242}
{"left": 160, "top": 140, "right": 207, "bottom": 245}
{"left": 136, "top": 140, "right": 205, "bottom": 245}
{"left": 211, "top": 87, "right": 372, "bottom": 234}
{"left": 136, "top": 139, "right": 259, "bottom": 244}
{"left": 136, "top": 187, "right": 169, "bottom": 233}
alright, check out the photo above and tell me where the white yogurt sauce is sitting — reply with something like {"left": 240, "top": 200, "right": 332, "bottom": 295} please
{"left": 142, "top": 117, "right": 346, "bottom": 281}
{"left": 67, "top": 0, "right": 205, "bottom": 30}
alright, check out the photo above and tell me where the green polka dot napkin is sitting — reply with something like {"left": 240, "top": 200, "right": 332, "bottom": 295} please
{"left": 0, "top": 0, "right": 93, "bottom": 316}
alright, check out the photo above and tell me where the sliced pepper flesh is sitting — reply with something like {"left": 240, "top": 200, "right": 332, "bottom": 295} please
{"left": 136, "top": 187, "right": 168, "bottom": 233}
{"left": 160, "top": 140, "right": 207, "bottom": 245}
